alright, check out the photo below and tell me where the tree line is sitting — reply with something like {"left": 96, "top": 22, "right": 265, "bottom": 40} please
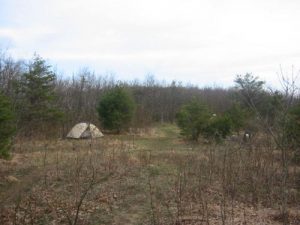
{"left": 0, "top": 52, "right": 232, "bottom": 132}
{"left": 0, "top": 52, "right": 299, "bottom": 158}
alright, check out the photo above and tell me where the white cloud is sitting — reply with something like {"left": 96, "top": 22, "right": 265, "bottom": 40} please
{"left": 1, "top": 0, "right": 300, "bottom": 87}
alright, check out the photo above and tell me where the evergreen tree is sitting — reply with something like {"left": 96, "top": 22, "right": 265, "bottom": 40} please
{"left": 176, "top": 99, "right": 211, "bottom": 140}
{"left": 235, "top": 74, "right": 265, "bottom": 101}
{"left": 176, "top": 99, "right": 233, "bottom": 142}
{"left": 19, "top": 55, "right": 63, "bottom": 133}
{"left": 287, "top": 104, "right": 300, "bottom": 145}
{"left": 0, "top": 93, "right": 15, "bottom": 158}
{"left": 224, "top": 103, "right": 248, "bottom": 134}
{"left": 203, "top": 116, "right": 232, "bottom": 142}
{"left": 97, "top": 86, "right": 135, "bottom": 132}
{"left": 234, "top": 73, "right": 265, "bottom": 112}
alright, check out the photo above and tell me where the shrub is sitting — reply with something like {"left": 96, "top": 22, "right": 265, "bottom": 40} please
{"left": 176, "top": 99, "right": 210, "bottom": 140}
{"left": 203, "top": 116, "right": 232, "bottom": 142}
{"left": 97, "top": 86, "right": 135, "bottom": 132}
{"left": 0, "top": 93, "right": 15, "bottom": 158}
{"left": 176, "top": 99, "right": 232, "bottom": 142}
{"left": 224, "top": 103, "right": 248, "bottom": 134}
{"left": 287, "top": 104, "right": 300, "bottom": 156}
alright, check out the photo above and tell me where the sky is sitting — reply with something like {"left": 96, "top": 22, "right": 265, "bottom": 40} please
{"left": 0, "top": 0, "right": 300, "bottom": 87}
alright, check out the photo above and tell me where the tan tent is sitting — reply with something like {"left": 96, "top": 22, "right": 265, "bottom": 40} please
{"left": 67, "top": 123, "right": 104, "bottom": 139}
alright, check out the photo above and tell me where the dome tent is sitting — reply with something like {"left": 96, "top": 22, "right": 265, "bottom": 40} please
{"left": 67, "top": 122, "right": 104, "bottom": 139}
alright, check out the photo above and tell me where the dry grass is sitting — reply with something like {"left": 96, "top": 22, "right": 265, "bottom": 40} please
{"left": 0, "top": 124, "right": 299, "bottom": 225}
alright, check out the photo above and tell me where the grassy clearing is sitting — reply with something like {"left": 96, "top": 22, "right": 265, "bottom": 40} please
{"left": 0, "top": 123, "right": 299, "bottom": 225}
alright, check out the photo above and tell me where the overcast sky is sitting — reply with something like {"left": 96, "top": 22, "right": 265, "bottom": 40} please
{"left": 0, "top": 0, "right": 300, "bottom": 87}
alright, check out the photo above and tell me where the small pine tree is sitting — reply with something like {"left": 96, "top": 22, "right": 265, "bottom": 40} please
{"left": 203, "top": 115, "right": 232, "bottom": 142}
{"left": 19, "top": 55, "right": 63, "bottom": 133}
{"left": 97, "top": 86, "right": 135, "bottom": 132}
{"left": 224, "top": 103, "right": 248, "bottom": 134}
{"left": 234, "top": 73, "right": 265, "bottom": 108}
{"left": 176, "top": 99, "right": 211, "bottom": 140}
{"left": 176, "top": 99, "right": 233, "bottom": 142}
{"left": 0, "top": 93, "right": 15, "bottom": 158}
{"left": 287, "top": 104, "right": 300, "bottom": 148}
{"left": 288, "top": 106, "right": 300, "bottom": 164}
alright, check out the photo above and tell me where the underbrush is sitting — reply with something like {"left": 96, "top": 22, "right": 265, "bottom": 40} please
{"left": 0, "top": 124, "right": 299, "bottom": 224}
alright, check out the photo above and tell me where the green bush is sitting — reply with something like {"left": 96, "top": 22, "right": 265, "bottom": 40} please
{"left": 176, "top": 99, "right": 211, "bottom": 141}
{"left": 176, "top": 99, "right": 232, "bottom": 142}
{"left": 287, "top": 104, "right": 300, "bottom": 148}
{"left": 0, "top": 93, "right": 15, "bottom": 158}
{"left": 224, "top": 103, "right": 248, "bottom": 134}
{"left": 97, "top": 86, "right": 135, "bottom": 132}
{"left": 203, "top": 116, "right": 232, "bottom": 142}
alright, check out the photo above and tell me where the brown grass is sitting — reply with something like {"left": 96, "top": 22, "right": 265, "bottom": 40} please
{"left": 0, "top": 124, "right": 299, "bottom": 225}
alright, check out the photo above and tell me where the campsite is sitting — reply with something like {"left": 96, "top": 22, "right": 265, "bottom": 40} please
{"left": 0, "top": 64, "right": 299, "bottom": 224}
{"left": 1, "top": 1, "right": 300, "bottom": 224}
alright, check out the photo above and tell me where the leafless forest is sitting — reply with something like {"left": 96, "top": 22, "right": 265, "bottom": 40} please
{"left": 0, "top": 52, "right": 233, "bottom": 137}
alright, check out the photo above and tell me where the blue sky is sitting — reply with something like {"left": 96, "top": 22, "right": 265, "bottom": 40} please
{"left": 1, "top": 0, "right": 300, "bottom": 87}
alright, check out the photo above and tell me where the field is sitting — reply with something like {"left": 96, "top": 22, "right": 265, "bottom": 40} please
{"left": 0, "top": 124, "right": 299, "bottom": 225}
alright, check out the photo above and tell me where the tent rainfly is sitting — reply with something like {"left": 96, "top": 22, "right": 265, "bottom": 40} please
{"left": 67, "top": 122, "right": 104, "bottom": 139}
